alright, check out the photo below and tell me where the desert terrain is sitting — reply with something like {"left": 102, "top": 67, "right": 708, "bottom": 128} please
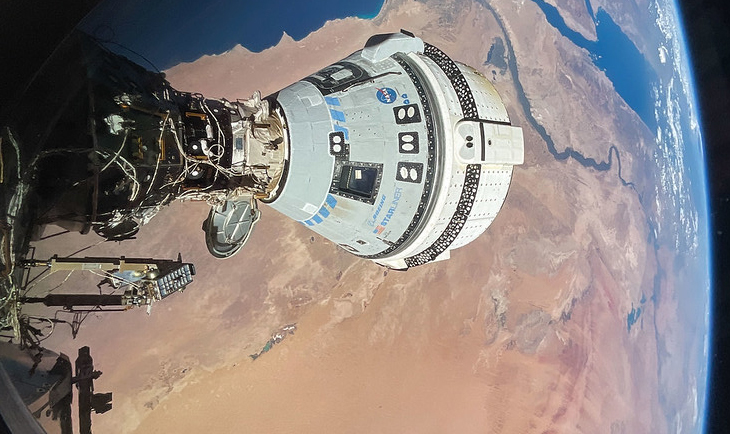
{"left": 31, "top": 0, "right": 701, "bottom": 432}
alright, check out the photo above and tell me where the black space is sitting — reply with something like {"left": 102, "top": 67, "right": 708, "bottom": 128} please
{"left": 1, "top": 0, "right": 730, "bottom": 432}
{"left": 0, "top": 0, "right": 100, "bottom": 118}
{"left": 0, "top": 4, "right": 102, "bottom": 433}
{"left": 677, "top": 0, "right": 730, "bottom": 432}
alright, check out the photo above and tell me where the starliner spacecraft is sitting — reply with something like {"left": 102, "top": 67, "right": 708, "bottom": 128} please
{"left": 12, "top": 30, "right": 523, "bottom": 270}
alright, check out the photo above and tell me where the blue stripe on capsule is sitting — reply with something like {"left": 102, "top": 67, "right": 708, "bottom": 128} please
{"left": 326, "top": 194, "right": 337, "bottom": 208}
{"left": 329, "top": 109, "right": 346, "bottom": 122}
{"left": 333, "top": 125, "right": 349, "bottom": 140}
{"left": 301, "top": 195, "right": 338, "bottom": 226}
{"left": 325, "top": 96, "right": 341, "bottom": 106}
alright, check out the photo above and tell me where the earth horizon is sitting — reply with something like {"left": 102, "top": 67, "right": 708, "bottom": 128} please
{"left": 18, "top": 0, "right": 709, "bottom": 432}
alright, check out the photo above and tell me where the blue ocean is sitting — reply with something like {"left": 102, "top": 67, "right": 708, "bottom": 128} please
{"left": 531, "top": 0, "right": 659, "bottom": 133}
{"left": 78, "top": 0, "right": 385, "bottom": 70}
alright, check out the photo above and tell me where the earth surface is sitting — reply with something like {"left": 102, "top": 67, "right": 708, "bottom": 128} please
{"left": 28, "top": 0, "right": 709, "bottom": 432}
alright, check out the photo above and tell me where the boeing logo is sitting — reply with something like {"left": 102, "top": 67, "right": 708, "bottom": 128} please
{"left": 367, "top": 194, "right": 387, "bottom": 227}
{"left": 374, "top": 187, "right": 403, "bottom": 235}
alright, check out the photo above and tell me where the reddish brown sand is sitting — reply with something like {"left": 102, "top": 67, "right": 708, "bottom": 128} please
{"left": 32, "top": 0, "right": 702, "bottom": 432}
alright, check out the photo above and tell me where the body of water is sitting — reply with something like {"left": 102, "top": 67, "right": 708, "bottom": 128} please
{"left": 78, "top": 0, "right": 385, "bottom": 70}
{"left": 531, "top": 0, "right": 659, "bottom": 133}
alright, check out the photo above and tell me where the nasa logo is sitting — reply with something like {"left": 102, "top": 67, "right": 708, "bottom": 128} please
{"left": 376, "top": 87, "right": 398, "bottom": 104}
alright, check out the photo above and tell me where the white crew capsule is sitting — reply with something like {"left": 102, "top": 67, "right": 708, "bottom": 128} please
{"left": 257, "top": 32, "right": 524, "bottom": 269}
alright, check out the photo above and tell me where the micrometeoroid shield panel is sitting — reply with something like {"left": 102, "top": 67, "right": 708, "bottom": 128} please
{"left": 267, "top": 33, "right": 524, "bottom": 268}
{"left": 270, "top": 81, "right": 334, "bottom": 222}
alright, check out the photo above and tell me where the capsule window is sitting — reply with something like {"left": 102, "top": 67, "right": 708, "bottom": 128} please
{"left": 339, "top": 165, "right": 379, "bottom": 198}
{"left": 393, "top": 103, "right": 421, "bottom": 124}
{"left": 396, "top": 162, "right": 423, "bottom": 183}
{"left": 398, "top": 132, "right": 419, "bottom": 154}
